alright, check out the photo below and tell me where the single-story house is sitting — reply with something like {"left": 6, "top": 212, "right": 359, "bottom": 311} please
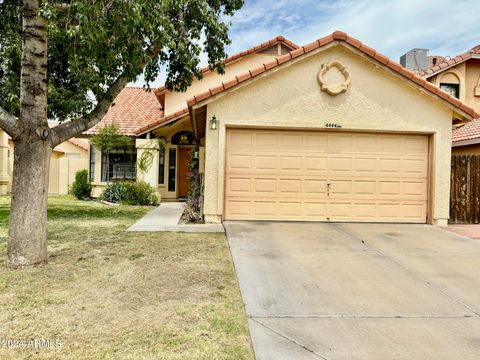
{"left": 87, "top": 31, "right": 479, "bottom": 226}
{"left": 0, "top": 130, "right": 89, "bottom": 195}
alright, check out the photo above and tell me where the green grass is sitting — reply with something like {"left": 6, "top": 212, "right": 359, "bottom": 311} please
{"left": 0, "top": 196, "right": 253, "bottom": 360}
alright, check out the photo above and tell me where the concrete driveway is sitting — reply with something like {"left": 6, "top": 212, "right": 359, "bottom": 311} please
{"left": 224, "top": 222, "right": 480, "bottom": 360}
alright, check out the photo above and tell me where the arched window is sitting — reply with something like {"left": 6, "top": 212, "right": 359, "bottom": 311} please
{"left": 439, "top": 72, "right": 460, "bottom": 99}
{"left": 171, "top": 131, "right": 196, "bottom": 145}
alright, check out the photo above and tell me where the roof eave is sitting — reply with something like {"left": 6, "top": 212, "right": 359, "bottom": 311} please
{"left": 424, "top": 54, "right": 480, "bottom": 79}
{"left": 452, "top": 137, "right": 480, "bottom": 147}
{"left": 188, "top": 40, "right": 477, "bottom": 123}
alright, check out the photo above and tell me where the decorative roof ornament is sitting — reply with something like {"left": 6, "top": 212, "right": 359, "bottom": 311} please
{"left": 317, "top": 61, "right": 351, "bottom": 96}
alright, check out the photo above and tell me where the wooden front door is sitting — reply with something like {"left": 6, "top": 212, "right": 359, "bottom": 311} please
{"left": 178, "top": 148, "right": 191, "bottom": 197}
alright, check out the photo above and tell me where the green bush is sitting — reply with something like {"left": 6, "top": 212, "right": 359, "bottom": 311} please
{"left": 71, "top": 169, "right": 92, "bottom": 200}
{"left": 127, "top": 181, "right": 159, "bottom": 206}
{"left": 100, "top": 182, "right": 131, "bottom": 203}
{"left": 100, "top": 181, "right": 159, "bottom": 206}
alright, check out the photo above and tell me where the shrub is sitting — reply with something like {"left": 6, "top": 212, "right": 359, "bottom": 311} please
{"left": 100, "top": 182, "right": 131, "bottom": 203}
{"left": 71, "top": 169, "right": 92, "bottom": 200}
{"left": 100, "top": 181, "right": 159, "bottom": 206}
{"left": 128, "top": 181, "right": 159, "bottom": 206}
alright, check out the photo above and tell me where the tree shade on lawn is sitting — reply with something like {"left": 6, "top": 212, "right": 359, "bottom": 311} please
{"left": 0, "top": 0, "right": 244, "bottom": 268}
{"left": 0, "top": 196, "right": 254, "bottom": 359}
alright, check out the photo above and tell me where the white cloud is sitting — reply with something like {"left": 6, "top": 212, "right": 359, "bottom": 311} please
{"left": 133, "top": 0, "right": 480, "bottom": 87}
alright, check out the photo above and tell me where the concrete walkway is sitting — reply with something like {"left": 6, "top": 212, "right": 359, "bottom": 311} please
{"left": 448, "top": 224, "right": 480, "bottom": 239}
{"left": 127, "top": 202, "right": 224, "bottom": 232}
{"left": 225, "top": 221, "right": 480, "bottom": 360}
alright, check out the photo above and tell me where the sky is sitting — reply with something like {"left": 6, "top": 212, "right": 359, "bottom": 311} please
{"left": 134, "top": 0, "right": 480, "bottom": 87}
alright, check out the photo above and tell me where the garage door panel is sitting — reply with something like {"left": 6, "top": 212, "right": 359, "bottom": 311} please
{"left": 227, "top": 154, "right": 252, "bottom": 170}
{"left": 305, "top": 179, "right": 327, "bottom": 193}
{"left": 228, "top": 177, "right": 251, "bottom": 193}
{"left": 305, "top": 134, "right": 328, "bottom": 148}
{"left": 252, "top": 178, "right": 276, "bottom": 193}
{"left": 279, "top": 155, "right": 303, "bottom": 170}
{"left": 225, "top": 129, "right": 429, "bottom": 223}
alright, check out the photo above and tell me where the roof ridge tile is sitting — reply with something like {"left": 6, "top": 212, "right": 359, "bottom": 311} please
{"left": 186, "top": 31, "right": 480, "bottom": 121}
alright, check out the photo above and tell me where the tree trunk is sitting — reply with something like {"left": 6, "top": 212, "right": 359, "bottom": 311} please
{"left": 6, "top": 0, "right": 50, "bottom": 268}
{"left": 7, "top": 138, "right": 51, "bottom": 268}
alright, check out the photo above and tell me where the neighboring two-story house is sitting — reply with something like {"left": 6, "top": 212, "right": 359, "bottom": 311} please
{"left": 407, "top": 45, "right": 480, "bottom": 153}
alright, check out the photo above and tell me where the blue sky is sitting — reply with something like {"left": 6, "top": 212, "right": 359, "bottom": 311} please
{"left": 135, "top": 0, "right": 480, "bottom": 87}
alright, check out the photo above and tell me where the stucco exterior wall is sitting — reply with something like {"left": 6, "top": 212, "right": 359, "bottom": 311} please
{"left": 0, "top": 130, "right": 10, "bottom": 195}
{"left": 452, "top": 144, "right": 480, "bottom": 155}
{"left": 203, "top": 44, "right": 454, "bottom": 225}
{"left": 5, "top": 135, "right": 88, "bottom": 195}
{"left": 164, "top": 53, "right": 280, "bottom": 115}
{"left": 465, "top": 60, "right": 480, "bottom": 113}
{"left": 429, "top": 60, "right": 480, "bottom": 113}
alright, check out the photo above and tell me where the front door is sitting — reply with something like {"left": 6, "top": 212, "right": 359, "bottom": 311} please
{"left": 178, "top": 148, "right": 191, "bottom": 198}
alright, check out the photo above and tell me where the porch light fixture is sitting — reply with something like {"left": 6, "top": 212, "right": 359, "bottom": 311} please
{"left": 209, "top": 115, "right": 218, "bottom": 130}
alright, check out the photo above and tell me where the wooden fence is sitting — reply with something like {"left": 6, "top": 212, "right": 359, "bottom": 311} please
{"left": 450, "top": 155, "right": 480, "bottom": 223}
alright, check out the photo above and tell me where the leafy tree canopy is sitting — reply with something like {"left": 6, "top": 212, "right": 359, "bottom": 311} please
{"left": 90, "top": 123, "right": 131, "bottom": 153}
{"left": 0, "top": 0, "right": 244, "bottom": 120}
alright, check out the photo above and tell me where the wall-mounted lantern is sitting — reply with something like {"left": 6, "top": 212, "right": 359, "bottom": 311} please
{"left": 209, "top": 115, "right": 218, "bottom": 130}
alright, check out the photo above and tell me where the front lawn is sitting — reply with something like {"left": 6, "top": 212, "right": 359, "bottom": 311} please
{"left": 0, "top": 196, "right": 253, "bottom": 360}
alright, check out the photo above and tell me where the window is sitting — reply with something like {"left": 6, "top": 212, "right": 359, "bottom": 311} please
{"left": 89, "top": 145, "right": 95, "bottom": 182}
{"left": 158, "top": 147, "right": 165, "bottom": 184}
{"left": 168, "top": 148, "right": 176, "bottom": 191}
{"left": 171, "top": 131, "right": 196, "bottom": 145}
{"left": 440, "top": 83, "right": 460, "bottom": 98}
{"left": 101, "top": 145, "right": 137, "bottom": 182}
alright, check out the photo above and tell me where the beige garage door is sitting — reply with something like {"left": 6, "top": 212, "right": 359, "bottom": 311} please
{"left": 224, "top": 128, "right": 429, "bottom": 223}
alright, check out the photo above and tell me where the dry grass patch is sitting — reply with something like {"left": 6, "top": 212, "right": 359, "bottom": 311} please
{"left": 0, "top": 196, "right": 253, "bottom": 359}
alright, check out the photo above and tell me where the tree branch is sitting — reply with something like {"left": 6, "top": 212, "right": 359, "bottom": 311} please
{"left": 0, "top": 107, "right": 22, "bottom": 139}
{"left": 50, "top": 74, "right": 130, "bottom": 147}
{"left": 51, "top": 46, "right": 161, "bottom": 146}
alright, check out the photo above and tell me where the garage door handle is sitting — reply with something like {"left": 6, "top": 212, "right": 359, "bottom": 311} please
{"left": 327, "top": 183, "right": 331, "bottom": 197}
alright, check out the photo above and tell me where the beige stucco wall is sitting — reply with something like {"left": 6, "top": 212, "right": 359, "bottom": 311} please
{"left": 429, "top": 60, "right": 480, "bottom": 113}
{"left": 203, "top": 43, "right": 455, "bottom": 225}
{"left": 164, "top": 53, "right": 280, "bottom": 116}
{"left": 0, "top": 130, "right": 10, "bottom": 195}
{"left": 55, "top": 141, "right": 89, "bottom": 160}
{"left": 135, "top": 138, "right": 161, "bottom": 197}
{"left": 48, "top": 151, "right": 62, "bottom": 194}
{"left": 465, "top": 60, "right": 480, "bottom": 113}
{"left": 5, "top": 136, "right": 88, "bottom": 195}
{"left": 452, "top": 144, "right": 480, "bottom": 155}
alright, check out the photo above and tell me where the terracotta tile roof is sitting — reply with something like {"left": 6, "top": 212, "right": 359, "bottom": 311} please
{"left": 134, "top": 108, "right": 189, "bottom": 135}
{"left": 452, "top": 118, "right": 480, "bottom": 143}
{"left": 186, "top": 31, "right": 480, "bottom": 120}
{"left": 84, "top": 87, "right": 164, "bottom": 136}
{"left": 154, "top": 36, "right": 299, "bottom": 94}
{"left": 67, "top": 137, "right": 89, "bottom": 151}
{"left": 420, "top": 45, "right": 480, "bottom": 78}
